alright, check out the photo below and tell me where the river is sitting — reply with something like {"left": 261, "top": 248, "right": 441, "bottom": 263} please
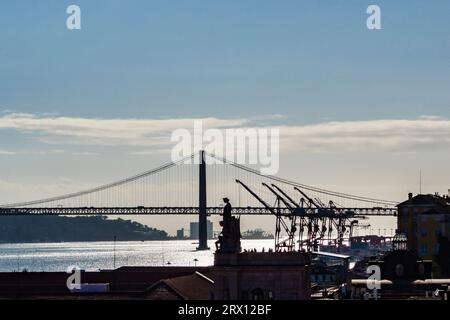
{"left": 0, "top": 239, "right": 275, "bottom": 272}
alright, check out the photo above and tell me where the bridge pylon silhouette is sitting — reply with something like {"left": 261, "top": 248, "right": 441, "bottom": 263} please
{"left": 198, "top": 150, "right": 208, "bottom": 250}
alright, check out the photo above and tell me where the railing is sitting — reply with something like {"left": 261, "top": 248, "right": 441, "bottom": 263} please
{"left": 0, "top": 206, "right": 397, "bottom": 216}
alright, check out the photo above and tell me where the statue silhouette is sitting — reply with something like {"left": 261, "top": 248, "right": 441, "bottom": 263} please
{"left": 215, "top": 197, "right": 241, "bottom": 254}
{"left": 222, "top": 197, "right": 232, "bottom": 234}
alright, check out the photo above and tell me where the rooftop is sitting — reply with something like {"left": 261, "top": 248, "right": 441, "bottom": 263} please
{"left": 397, "top": 193, "right": 450, "bottom": 208}
{"left": 312, "top": 251, "right": 350, "bottom": 260}
{"left": 420, "top": 208, "right": 450, "bottom": 215}
{"left": 145, "top": 271, "right": 214, "bottom": 300}
{"left": 214, "top": 251, "right": 311, "bottom": 267}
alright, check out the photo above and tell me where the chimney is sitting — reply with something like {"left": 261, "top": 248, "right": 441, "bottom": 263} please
{"left": 408, "top": 192, "right": 413, "bottom": 206}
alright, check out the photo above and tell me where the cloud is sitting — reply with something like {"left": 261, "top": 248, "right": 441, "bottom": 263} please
{"left": 0, "top": 149, "right": 64, "bottom": 156}
{"left": 0, "top": 112, "right": 449, "bottom": 153}
{"left": 0, "top": 112, "right": 255, "bottom": 146}
{"left": 0, "top": 177, "right": 93, "bottom": 204}
{"left": 278, "top": 118, "right": 450, "bottom": 152}
{"left": 418, "top": 115, "right": 446, "bottom": 121}
{"left": 71, "top": 152, "right": 100, "bottom": 156}
{"left": 0, "top": 150, "right": 16, "bottom": 155}
{"left": 128, "top": 148, "right": 172, "bottom": 155}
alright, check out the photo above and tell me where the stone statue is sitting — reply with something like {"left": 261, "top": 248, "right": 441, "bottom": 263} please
{"left": 215, "top": 198, "right": 241, "bottom": 254}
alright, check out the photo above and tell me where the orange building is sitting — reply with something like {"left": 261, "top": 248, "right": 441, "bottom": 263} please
{"left": 397, "top": 193, "right": 450, "bottom": 260}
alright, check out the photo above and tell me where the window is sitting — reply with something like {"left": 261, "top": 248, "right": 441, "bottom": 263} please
{"left": 435, "top": 243, "right": 440, "bottom": 254}
{"left": 420, "top": 229, "right": 427, "bottom": 237}
{"left": 418, "top": 263, "right": 425, "bottom": 276}
{"left": 224, "top": 288, "right": 230, "bottom": 300}
{"left": 402, "top": 215, "right": 409, "bottom": 226}
{"left": 252, "top": 288, "right": 264, "bottom": 300}
{"left": 395, "top": 264, "right": 405, "bottom": 277}
{"left": 420, "top": 244, "right": 428, "bottom": 255}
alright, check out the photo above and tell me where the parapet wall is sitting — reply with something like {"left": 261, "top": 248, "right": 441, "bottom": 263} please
{"left": 214, "top": 251, "right": 311, "bottom": 266}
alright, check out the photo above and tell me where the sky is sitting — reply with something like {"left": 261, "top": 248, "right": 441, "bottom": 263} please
{"left": 0, "top": 1, "right": 449, "bottom": 234}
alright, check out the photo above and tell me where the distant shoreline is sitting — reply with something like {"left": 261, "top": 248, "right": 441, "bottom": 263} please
{"left": 0, "top": 215, "right": 169, "bottom": 243}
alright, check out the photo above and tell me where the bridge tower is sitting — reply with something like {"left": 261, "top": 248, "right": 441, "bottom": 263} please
{"left": 197, "top": 150, "right": 209, "bottom": 250}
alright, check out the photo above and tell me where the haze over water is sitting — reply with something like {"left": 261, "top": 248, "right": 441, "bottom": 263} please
{"left": 0, "top": 239, "right": 274, "bottom": 272}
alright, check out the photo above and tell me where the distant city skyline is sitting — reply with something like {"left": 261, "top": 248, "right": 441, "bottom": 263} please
{"left": 0, "top": 1, "right": 449, "bottom": 234}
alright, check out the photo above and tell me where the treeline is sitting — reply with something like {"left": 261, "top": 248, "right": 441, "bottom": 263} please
{"left": 0, "top": 215, "right": 168, "bottom": 243}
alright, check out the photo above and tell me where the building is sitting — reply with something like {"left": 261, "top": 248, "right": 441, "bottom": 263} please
{"left": 176, "top": 228, "right": 185, "bottom": 239}
{"left": 311, "top": 252, "right": 350, "bottom": 289}
{"left": 397, "top": 193, "right": 450, "bottom": 260}
{"left": 145, "top": 271, "right": 214, "bottom": 300}
{"left": 190, "top": 220, "right": 213, "bottom": 240}
{"left": 213, "top": 251, "right": 311, "bottom": 300}
{"left": 0, "top": 266, "right": 212, "bottom": 298}
{"left": 369, "top": 234, "right": 432, "bottom": 281}
{"left": 350, "top": 235, "right": 446, "bottom": 300}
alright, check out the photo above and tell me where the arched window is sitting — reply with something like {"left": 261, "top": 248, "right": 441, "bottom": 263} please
{"left": 395, "top": 264, "right": 405, "bottom": 277}
{"left": 223, "top": 288, "right": 230, "bottom": 300}
{"left": 252, "top": 288, "right": 264, "bottom": 300}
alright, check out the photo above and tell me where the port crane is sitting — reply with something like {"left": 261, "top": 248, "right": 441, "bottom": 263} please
{"left": 236, "top": 180, "right": 366, "bottom": 252}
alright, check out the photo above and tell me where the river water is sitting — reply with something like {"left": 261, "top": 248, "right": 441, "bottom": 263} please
{"left": 0, "top": 239, "right": 275, "bottom": 272}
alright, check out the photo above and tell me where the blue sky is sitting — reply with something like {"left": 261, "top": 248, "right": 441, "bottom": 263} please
{"left": 1, "top": 1, "right": 449, "bottom": 120}
{"left": 0, "top": 1, "right": 449, "bottom": 233}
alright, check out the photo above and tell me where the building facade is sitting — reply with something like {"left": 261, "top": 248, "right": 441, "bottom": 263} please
{"left": 176, "top": 228, "right": 185, "bottom": 239}
{"left": 190, "top": 220, "right": 213, "bottom": 240}
{"left": 213, "top": 251, "right": 311, "bottom": 300}
{"left": 397, "top": 193, "right": 450, "bottom": 259}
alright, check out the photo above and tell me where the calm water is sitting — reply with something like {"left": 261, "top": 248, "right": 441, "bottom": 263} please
{"left": 0, "top": 239, "right": 275, "bottom": 272}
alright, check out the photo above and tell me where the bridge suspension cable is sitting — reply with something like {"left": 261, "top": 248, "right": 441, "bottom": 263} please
{"left": 0, "top": 153, "right": 195, "bottom": 208}
{"left": 206, "top": 152, "right": 398, "bottom": 207}
{"left": 0, "top": 151, "right": 398, "bottom": 209}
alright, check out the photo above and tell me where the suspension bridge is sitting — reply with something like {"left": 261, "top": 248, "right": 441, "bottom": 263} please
{"left": 0, "top": 151, "right": 398, "bottom": 251}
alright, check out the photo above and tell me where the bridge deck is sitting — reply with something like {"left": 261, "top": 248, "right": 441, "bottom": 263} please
{"left": 0, "top": 207, "right": 397, "bottom": 216}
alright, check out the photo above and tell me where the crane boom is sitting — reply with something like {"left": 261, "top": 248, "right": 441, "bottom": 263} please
{"left": 262, "top": 183, "right": 293, "bottom": 210}
{"left": 294, "top": 186, "right": 319, "bottom": 208}
{"left": 271, "top": 184, "right": 298, "bottom": 208}
{"left": 235, "top": 180, "right": 275, "bottom": 215}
